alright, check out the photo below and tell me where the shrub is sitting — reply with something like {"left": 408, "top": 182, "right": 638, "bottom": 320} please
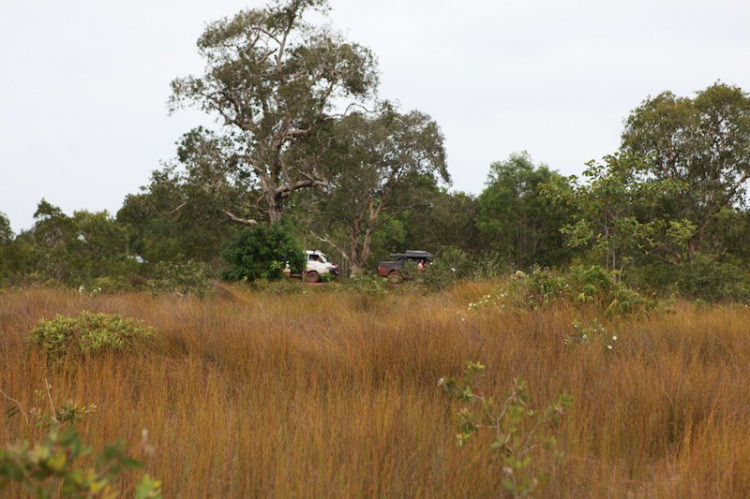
{"left": 148, "top": 260, "right": 214, "bottom": 298}
{"left": 468, "top": 251, "right": 511, "bottom": 280}
{"left": 1, "top": 384, "right": 161, "bottom": 498}
{"left": 28, "top": 312, "right": 155, "bottom": 360}
{"left": 507, "top": 265, "right": 651, "bottom": 314}
{"left": 513, "top": 266, "right": 570, "bottom": 307}
{"left": 420, "top": 246, "right": 469, "bottom": 291}
{"left": 0, "top": 426, "right": 162, "bottom": 498}
{"left": 221, "top": 224, "right": 305, "bottom": 282}
{"left": 440, "top": 362, "right": 572, "bottom": 497}
{"left": 341, "top": 273, "right": 386, "bottom": 297}
{"left": 677, "top": 254, "right": 750, "bottom": 303}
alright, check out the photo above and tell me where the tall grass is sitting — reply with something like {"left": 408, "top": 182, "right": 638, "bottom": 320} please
{"left": 2, "top": 283, "right": 750, "bottom": 497}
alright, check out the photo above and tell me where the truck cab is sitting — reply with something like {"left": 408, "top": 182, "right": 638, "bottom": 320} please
{"left": 304, "top": 250, "right": 338, "bottom": 283}
{"left": 377, "top": 250, "right": 433, "bottom": 283}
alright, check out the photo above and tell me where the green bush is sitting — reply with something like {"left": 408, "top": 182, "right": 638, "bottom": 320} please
{"left": 441, "top": 362, "right": 572, "bottom": 497}
{"left": 420, "top": 246, "right": 469, "bottom": 291}
{"left": 221, "top": 224, "right": 305, "bottom": 282}
{"left": 0, "top": 426, "right": 162, "bottom": 498}
{"left": 508, "top": 265, "right": 651, "bottom": 314}
{"left": 677, "top": 255, "right": 750, "bottom": 303}
{"left": 2, "top": 386, "right": 161, "bottom": 498}
{"left": 514, "top": 266, "right": 570, "bottom": 307}
{"left": 625, "top": 262, "right": 679, "bottom": 294}
{"left": 28, "top": 312, "right": 155, "bottom": 360}
{"left": 148, "top": 260, "right": 215, "bottom": 298}
{"left": 341, "top": 273, "right": 386, "bottom": 297}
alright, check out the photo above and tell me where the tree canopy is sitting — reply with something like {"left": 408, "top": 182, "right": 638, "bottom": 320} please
{"left": 308, "top": 102, "right": 449, "bottom": 272}
{"left": 477, "top": 152, "right": 572, "bottom": 269}
{"left": 620, "top": 81, "right": 750, "bottom": 258}
{"left": 169, "top": 0, "right": 379, "bottom": 225}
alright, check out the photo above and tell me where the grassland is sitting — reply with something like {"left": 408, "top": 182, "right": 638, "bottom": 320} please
{"left": 2, "top": 282, "right": 750, "bottom": 497}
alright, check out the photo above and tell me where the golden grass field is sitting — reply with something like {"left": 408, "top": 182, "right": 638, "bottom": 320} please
{"left": 2, "top": 282, "right": 750, "bottom": 497}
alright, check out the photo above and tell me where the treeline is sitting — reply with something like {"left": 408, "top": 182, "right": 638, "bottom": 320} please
{"left": 2, "top": 1, "right": 750, "bottom": 302}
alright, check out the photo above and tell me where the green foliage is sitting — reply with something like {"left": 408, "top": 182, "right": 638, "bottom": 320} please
{"left": 0, "top": 427, "right": 161, "bottom": 498}
{"left": 398, "top": 190, "right": 481, "bottom": 255}
{"left": 0, "top": 211, "right": 13, "bottom": 246}
{"left": 545, "top": 154, "right": 685, "bottom": 272}
{"left": 477, "top": 152, "right": 574, "bottom": 269}
{"left": 621, "top": 82, "right": 750, "bottom": 260}
{"left": 624, "top": 261, "right": 679, "bottom": 294}
{"left": 0, "top": 211, "right": 18, "bottom": 284}
{"left": 513, "top": 267, "right": 570, "bottom": 307}
{"left": 341, "top": 272, "right": 387, "bottom": 297}
{"left": 170, "top": 0, "right": 378, "bottom": 224}
{"left": 1, "top": 387, "right": 161, "bottom": 498}
{"left": 419, "top": 246, "right": 469, "bottom": 291}
{"left": 676, "top": 254, "right": 750, "bottom": 302}
{"left": 509, "top": 265, "right": 651, "bottom": 314}
{"left": 222, "top": 224, "right": 305, "bottom": 282}
{"left": 441, "top": 362, "right": 572, "bottom": 497}
{"left": 148, "top": 259, "right": 215, "bottom": 298}
{"left": 468, "top": 251, "right": 513, "bottom": 281}
{"left": 4, "top": 200, "right": 134, "bottom": 288}
{"left": 28, "top": 312, "right": 155, "bottom": 360}
{"left": 307, "top": 102, "right": 449, "bottom": 272}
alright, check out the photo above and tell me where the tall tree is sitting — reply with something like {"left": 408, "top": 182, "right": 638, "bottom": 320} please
{"left": 24, "top": 200, "right": 129, "bottom": 284}
{"left": 544, "top": 154, "right": 686, "bottom": 272}
{"left": 620, "top": 82, "right": 750, "bottom": 257}
{"left": 309, "top": 103, "right": 449, "bottom": 273}
{"left": 400, "top": 189, "right": 481, "bottom": 256}
{"left": 169, "top": 0, "right": 378, "bottom": 225}
{"left": 0, "top": 211, "right": 12, "bottom": 246}
{"left": 476, "top": 152, "right": 573, "bottom": 269}
{"left": 118, "top": 129, "right": 246, "bottom": 264}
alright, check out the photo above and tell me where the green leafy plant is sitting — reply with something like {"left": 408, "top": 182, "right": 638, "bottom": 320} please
{"left": 420, "top": 246, "right": 469, "bottom": 291}
{"left": 221, "top": 224, "right": 305, "bottom": 282}
{"left": 677, "top": 254, "right": 750, "bottom": 303}
{"left": 440, "top": 362, "right": 572, "bottom": 497}
{"left": 341, "top": 273, "right": 386, "bottom": 297}
{"left": 28, "top": 311, "right": 155, "bottom": 361}
{"left": 0, "top": 427, "right": 161, "bottom": 498}
{"left": 509, "top": 265, "right": 651, "bottom": 315}
{"left": 148, "top": 259, "right": 214, "bottom": 298}
{"left": 511, "top": 266, "right": 570, "bottom": 308}
{"left": 1, "top": 383, "right": 161, "bottom": 498}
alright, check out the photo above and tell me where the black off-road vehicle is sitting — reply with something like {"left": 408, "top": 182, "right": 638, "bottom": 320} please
{"left": 377, "top": 250, "right": 433, "bottom": 283}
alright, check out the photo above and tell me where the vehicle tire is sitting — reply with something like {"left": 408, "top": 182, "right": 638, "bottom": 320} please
{"left": 387, "top": 271, "right": 403, "bottom": 284}
{"left": 306, "top": 271, "right": 320, "bottom": 283}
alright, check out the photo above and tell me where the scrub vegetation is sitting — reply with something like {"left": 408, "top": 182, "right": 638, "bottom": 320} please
{"left": 2, "top": 281, "right": 750, "bottom": 497}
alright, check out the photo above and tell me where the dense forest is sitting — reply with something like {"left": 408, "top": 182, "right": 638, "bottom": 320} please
{"left": 2, "top": 0, "right": 749, "bottom": 303}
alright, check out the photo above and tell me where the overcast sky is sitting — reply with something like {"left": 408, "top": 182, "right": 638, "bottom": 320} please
{"left": 2, "top": 0, "right": 749, "bottom": 232}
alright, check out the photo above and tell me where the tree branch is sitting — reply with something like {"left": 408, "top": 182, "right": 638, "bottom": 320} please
{"left": 223, "top": 210, "right": 259, "bottom": 227}
{"left": 309, "top": 230, "right": 351, "bottom": 265}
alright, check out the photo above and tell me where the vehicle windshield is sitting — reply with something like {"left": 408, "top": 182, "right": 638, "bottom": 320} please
{"left": 309, "top": 252, "right": 329, "bottom": 263}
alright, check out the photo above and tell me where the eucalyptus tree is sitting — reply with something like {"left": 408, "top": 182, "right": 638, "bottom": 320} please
{"left": 310, "top": 102, "right": 449, "bottom": 273}
{"left": 0, "top": 211, "right": 12, "bottom": 246}
{"left": 169, "top": 0, "right": 378, "bottom": 226}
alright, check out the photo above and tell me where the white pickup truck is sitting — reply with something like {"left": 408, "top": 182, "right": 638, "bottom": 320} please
{"left": 284, "top": 250, "right": 339, "bottom": 283}
{"left": 304, "top": 250, "right": 339, "bottom": 282}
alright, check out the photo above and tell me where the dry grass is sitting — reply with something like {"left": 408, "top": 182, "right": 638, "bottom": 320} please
{"left": 2, "top": 283, "right": 750, "bottom": 497}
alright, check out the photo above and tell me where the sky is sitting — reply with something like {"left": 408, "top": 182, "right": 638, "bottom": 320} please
{"left": 2, "top": 0, "right": 749, "bottom": 233}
